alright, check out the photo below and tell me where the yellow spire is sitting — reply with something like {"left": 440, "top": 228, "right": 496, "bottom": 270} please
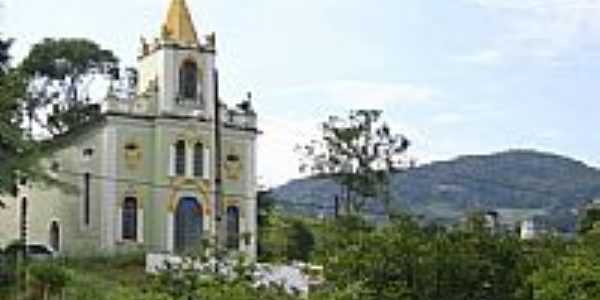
{"left": 162, "top": 0, "right": 199, "bottom": 46}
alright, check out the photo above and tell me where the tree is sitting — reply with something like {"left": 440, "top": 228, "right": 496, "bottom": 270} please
{"left": 257, "top": 191, "right": 289, "bottom": 262}
{"left": 0, "top": 37, "right": 119, "bottom": 197}
{"left": 29, "top": 262, "right": 71, "bottom": 300}
{"left": 21, "top": 38, "right": 117, "bottom": 79}
{"left": 20, "top": 38, "right": 118, "bottom": 136}
{"left": 286, "top": 218, "right": 315, "bottom": 262}
{"left": 529, "top": 229, "right": 600, "bottom": 300}
{"left": 297, "top": 110, "right": 410, "bottom": 214}
{"left": 0, "top": 37, "right": 35, "bottom": 197}
{"left": 576, "top": 203, "right": 600, "bottom": 234}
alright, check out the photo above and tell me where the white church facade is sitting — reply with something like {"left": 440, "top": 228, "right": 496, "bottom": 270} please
{"left": 0, "top": 0, "right": 259, "bottom": 258}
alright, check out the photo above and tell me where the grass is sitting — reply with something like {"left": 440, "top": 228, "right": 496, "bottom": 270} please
{"left": 0, "top": 253, "right": 157, "bottom": 300}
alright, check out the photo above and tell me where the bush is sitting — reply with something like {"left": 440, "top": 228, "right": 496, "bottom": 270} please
{"left": 29, "top": 262, "right": 70, "bottom": 299}
{"left": 0, "top": 245, "right": 17, "bottom": 288}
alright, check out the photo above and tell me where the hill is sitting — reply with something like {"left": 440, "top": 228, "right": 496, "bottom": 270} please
{"left": 271, "top": 150, "right": 600, "bottom": 231}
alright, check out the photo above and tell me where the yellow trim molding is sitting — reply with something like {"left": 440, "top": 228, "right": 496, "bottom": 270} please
{"left": 167, "top": 178, "right": 210, "bottom": 213}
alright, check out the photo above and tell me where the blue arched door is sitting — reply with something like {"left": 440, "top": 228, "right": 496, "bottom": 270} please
{"left": 174, "top": 197, "right": 203, "bottom": 253}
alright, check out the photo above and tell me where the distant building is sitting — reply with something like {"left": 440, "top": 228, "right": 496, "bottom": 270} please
{"left": 460, "top": 210, "right": 501, "bottom": 233}
{"left": 520, "top": 220, "right": 537, "bottom": 240}
{"left": 484, "top": 211, "right": 500, "bottom": 234}
{"left": 519, "top": 216, "right": 549, "bottom": 240}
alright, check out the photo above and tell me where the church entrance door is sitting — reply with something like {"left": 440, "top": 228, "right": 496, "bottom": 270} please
{"left": 174, "top": 197, "right": 203, "bottom": 254}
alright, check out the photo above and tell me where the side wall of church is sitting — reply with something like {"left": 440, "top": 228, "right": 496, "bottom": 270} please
{"left": 222, "top": 128, "right": 258, "bottom": 258}
{"left": 0, "top": 126, "right": 109, "bottom": 255}
{"left": 0, "top": 194, "right": 20, "bottom": 249}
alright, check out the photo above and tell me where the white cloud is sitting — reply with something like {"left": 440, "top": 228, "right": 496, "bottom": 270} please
{"left": 467, "top": 0, "right": 600, "bottom": 63}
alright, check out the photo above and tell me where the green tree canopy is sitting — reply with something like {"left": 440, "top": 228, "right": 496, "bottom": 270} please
{"left": 0, "top": 37, "right": 119, "bottom": 197}
{"left": 297, "top": 110, "right": 410, "bottom": 213}
{"left": 20, "top": 38, "right": 119, "bottom": 136}
{"left": 21, "top": 38, "right": 118, "bottom": 79}
{"left": 0, "top": 37, "right": 30, "bottom": 198}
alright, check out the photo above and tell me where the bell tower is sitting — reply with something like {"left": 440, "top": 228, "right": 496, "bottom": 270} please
{"left": 137, "top": 0, "right": 216, "bottom": 118}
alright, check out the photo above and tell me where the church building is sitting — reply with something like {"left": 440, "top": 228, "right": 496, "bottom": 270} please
{"left": 0, "top": 0, "right": 259, "bottom": 258}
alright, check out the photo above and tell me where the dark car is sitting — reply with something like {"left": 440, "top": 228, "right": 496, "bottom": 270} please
{"left": 3, "top": 244, "right": 55, "bottom": 261}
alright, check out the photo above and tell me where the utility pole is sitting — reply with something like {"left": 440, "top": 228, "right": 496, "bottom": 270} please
{"left": 334, "top": 195, "right": 340, "bottom": 219}
{"left": 213, "top": 68, "right": 223, "bottom": 260}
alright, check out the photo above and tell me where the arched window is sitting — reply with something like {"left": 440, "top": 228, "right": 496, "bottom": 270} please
{"left": 50, "top": 221, "right": 60, "bottom": 252}
{"left": 175, "top": 140, "right": 186, "bottom": 176}
{"left": 226, "top": 206, "right": 240, "bottom": 250}
{"left": 193, "top": 142, "right": 204, "bottom": 178}
{"left": 179, "top": 60, "right": 198, "bottom": 99}
{"left": 122, "top": 197, "right": 138, "bottom": 241}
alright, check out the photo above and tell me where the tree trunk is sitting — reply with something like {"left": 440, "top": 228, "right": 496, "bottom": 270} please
{"left": 43, "top": 285, "right": 49, "bottom": 300}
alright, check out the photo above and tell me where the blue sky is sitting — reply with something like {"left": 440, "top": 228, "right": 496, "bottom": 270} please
{"left": 2, "top": 0, "right": 600, "bottom": 187}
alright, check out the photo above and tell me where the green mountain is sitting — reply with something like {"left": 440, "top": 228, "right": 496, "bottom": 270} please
{"left": 271, "top": 150, "right": 600, "bottom": 231}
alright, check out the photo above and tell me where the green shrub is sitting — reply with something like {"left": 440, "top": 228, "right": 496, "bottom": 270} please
{"left": 28, "top": 262, "right": 70, "bottom": 299}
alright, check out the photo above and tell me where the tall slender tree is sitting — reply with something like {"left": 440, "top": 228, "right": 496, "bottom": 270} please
{"left": 0, "top": 37, "right": 31, "bottom": 199}
{"left": 297, "top": 110, "right": 410, "bottom": 214}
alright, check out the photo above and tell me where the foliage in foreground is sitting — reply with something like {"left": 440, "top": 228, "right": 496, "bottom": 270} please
{"left": 261, "top": 211, "right": 596, "bottom": 300}
{"left": 4, "top": 213, "right": 600, "bottom": 300}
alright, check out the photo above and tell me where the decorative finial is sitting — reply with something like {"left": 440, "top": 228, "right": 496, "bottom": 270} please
{"left": 140, "top": 37, "right": 150, "bottom": 56}
{"left": 207, "top": 32, "right": 216, "bottom": 48}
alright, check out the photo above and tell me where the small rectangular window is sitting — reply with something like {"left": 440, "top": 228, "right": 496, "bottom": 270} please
{"left": 83, "top": 148, "right": 94, "bottom": 158}
{"left": 175, "top": 141, "right": 186, "bottom": 176}
{"left": 20, "top": 197, "right": 27, "bottom": 242}
{"left": 226, "top": 206, "right": 240, "bottom": 250}
{"left": 122, "top": 197, "right": 138, "bottom": 241}
{"left": 193, "top": 143, "right": 204, "bottom": 177}
{"left": 52, "top": 104, "right": 60, "bottom": 114}
{"left": 10, "top": 184, "right": 18, "bottom": 197}
{"left": 84, "top": 173, "right": 90, "bottom": 226}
